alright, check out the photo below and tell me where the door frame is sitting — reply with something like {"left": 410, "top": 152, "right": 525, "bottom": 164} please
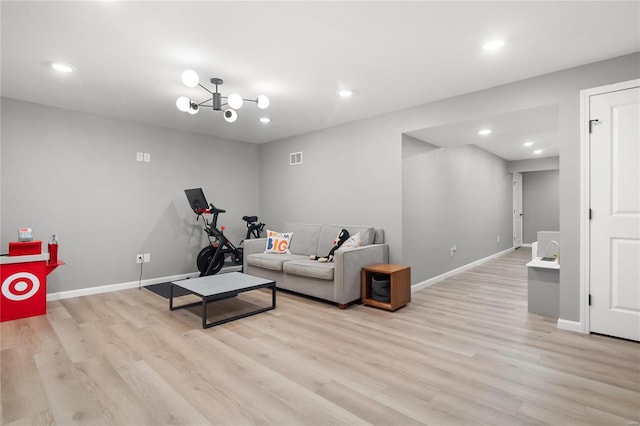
{"left": 579, "top": 78, "right": 640, "bottom": 335}
{"left": 512, "top": 172, "right": 523, "bottom": 248}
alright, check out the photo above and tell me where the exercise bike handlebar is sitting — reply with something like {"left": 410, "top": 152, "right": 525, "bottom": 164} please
{"left": 194, "top": 204, "right": 227, "bottom": 235}
{"left": 194, "top": 204, "right": 226, "bottom": 216}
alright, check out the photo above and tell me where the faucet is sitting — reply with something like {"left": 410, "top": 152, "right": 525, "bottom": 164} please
{"left": 545, "top": 240, "right": 560, "bottom": 264}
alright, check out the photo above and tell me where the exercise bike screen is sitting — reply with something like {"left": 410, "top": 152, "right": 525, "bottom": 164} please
{"left": 184, "top": 188, "right": 209, "bottom": 212}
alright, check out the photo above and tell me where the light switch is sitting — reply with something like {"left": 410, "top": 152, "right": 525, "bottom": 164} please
{"left": 143, "top": 152, "right": 151, "bottom": 162}
{"left": 136, "top": 152, "right": 144, "bottom": 162}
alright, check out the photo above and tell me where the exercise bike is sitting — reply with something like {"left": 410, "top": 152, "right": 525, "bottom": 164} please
{"left": 195, "top": 205, "right": 243, "bottom": 276}
{"left": 185, "top": 188, "right": 265, "bottom": 276}
{"left": 242, "top": 215, "right": 266, "bottom": 240}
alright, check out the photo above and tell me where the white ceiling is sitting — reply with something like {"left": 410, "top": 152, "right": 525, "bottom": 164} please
{"left": 406, "top": 104, "right": 561, "bottom": 161}
{"left": 2, "top": 1, "right": 639, "bottom": 158}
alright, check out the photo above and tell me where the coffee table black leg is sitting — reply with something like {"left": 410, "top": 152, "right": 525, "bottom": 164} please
{"left": 169, "top": 284, "right": 174, "bottom": 310}
{"left": 202, "top": 296, "right": 208, "bottom": 329}
{"left": 201, "top": 284, "right": 276, "bottom": 329}
{"left": 272, "top": 284, "right": 276, "bottom": 308}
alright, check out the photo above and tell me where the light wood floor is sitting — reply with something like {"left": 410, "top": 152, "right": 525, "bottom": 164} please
{"left": 2, "top": 248, "right": 639, "bottom": 425}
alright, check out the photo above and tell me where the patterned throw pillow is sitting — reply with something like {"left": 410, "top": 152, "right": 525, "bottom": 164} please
{"left": 338, "top": 232, "right": 363, "bottom": 250}
{"left": 264, "top": 230, "right": 293, "bottom": 254}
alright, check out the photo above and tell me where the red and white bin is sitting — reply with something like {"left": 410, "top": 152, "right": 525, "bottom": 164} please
{"left": 1, "top": 241, "right": 63, "bottom": 322}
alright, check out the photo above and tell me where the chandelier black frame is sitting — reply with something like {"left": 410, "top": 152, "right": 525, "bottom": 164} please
{"left": 176, "top": 70, "right": 269, "bottom": 123}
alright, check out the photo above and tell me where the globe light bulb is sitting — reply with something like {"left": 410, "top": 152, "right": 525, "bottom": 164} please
{"left": 224, "top": 109, "right": 238, "bottom": 123}
{"left": 176, "top": 96, "right": 190, "bottom": 112}
{"left": 228, "top": 93, "right": 244, "bottom": 109}
{"left": 181, "top": 70, "right": 199, "bottom": 87}
{"left": 187, "top": 103, "right": 199, "bottom": 115}
{"left": 257, "top": 95, "right": 270, "bottom": 109}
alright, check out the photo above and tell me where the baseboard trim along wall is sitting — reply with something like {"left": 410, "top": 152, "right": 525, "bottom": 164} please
{"left": 411, "top": 247, "right": 515, "bottom": 293}
{"left": 46, "top": 271, "right": 200, "bottom": 301}
{"left": 521, "top": 243, "right": 533, "bottom": 248}
{"left": 557, "top": 318, "right": 584, "bottom": 333}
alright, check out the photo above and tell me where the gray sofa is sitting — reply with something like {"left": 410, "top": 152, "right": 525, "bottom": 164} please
{"left": 243, "top": 223, "right": 388, "bottom": 308}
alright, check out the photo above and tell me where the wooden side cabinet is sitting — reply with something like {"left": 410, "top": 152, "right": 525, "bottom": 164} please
{"left": 361, "top": 264, "right": 411, "bottom": 311}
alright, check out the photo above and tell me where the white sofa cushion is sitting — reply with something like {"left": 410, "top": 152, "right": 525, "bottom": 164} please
{"left": 264, "top": 230, "right": 293, "bottom": 254}
{"left": 247, "top": 253, "right": 308, "bottom": 271}
{"left": 283, "top": 259, "right": 335, "bottom": 280}
{"left": 338, "top": 232, "right": 363, "bottom": 250}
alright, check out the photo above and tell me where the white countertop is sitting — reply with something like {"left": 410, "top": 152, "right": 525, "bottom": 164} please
{"left": 526, "top": 257, "right": 560, "bottom": 270}
{"left": 0, "top": 254, "right": 49, "bottom": 265}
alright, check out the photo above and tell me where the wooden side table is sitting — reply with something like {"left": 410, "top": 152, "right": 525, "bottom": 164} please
{"left": 361, "top": 264, "right": 411, "bottom": 311}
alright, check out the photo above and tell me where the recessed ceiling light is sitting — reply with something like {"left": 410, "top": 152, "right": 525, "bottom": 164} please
{"left": 338, "top": 89, "right": 353, "bottom": 97}
{"left": 533, "top": 149, "right": 543, "bottom": 155}
{"left": 523, "top": 141, "right": 534, "bottom": 147}
{"left": 259, "top": 117, "right": 271, "bottom": 124}
{"left": 51, "top": 62, "right": 75, "bottom": 73}
{"left": 478, "top": 129, "right": 492, "bottom": 136}
{"left": 483, "top": 39, "right": 505, "bottom": 51}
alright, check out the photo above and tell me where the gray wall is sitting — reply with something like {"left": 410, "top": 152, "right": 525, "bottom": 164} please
{"left": 522, "top": 170, "right": 560, "bottom": 244}
{"left": 1, "top": 98, "right": 260, "bottom": 293}
{"left": 258, "top": 116, "right": 404, "bottom": 262}
{"left": 259, "top": 52, "right": 640, "bottom": 323}
{"left": 403, "top": 143, "right": 512, "bottom": 284}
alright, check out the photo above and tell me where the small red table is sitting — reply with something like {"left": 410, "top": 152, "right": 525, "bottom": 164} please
{"left": 1, "top": 242, "right": 64, "bottom": 322}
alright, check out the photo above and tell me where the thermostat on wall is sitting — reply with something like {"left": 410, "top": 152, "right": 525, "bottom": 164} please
{"left": 18, "top": 227, "right": 33, "bottom": 242}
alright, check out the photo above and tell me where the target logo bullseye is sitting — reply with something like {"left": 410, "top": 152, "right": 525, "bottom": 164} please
{"left": 2, "top": 272, "right": 40, "bottom": 301}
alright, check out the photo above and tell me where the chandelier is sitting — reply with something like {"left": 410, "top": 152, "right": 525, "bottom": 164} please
{"left": 175, "top": 70, "right": 270, "bottom": 123}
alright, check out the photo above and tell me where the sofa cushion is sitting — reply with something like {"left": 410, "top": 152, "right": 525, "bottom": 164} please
{"left": 317, "top": 225, "right": 375, "bottom": 256}
{"left": 247, "top": 253, "right": 308, "bottom": 271}
{"left": 338, "top": 232, "right": 363, "bottom": 251}
{"left": 264, "top": 230, "right": 293, "bottom": 254}
{"left": 346, "top": 226, "right": 376, "bottom": 246}
{"left": 284, "top": 223, "right": 321, "bottom": 255}
{"left": 283, "top": 259, "right": 335, "bottom": 280}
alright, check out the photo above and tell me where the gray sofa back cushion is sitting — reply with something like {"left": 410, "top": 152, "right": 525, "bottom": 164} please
{"left": 284, "top": 223, "right": 321, "bottom": 255}
{"left": 374, "top": 228, "right": 384, "bottom": 244}
{"left": 317, "top": 225, "right": 375, "bottom": 256}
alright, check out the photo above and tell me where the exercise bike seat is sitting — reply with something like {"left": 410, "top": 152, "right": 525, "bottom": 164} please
{"left": 242, "top": 215, "right": 258, "bottom": 223}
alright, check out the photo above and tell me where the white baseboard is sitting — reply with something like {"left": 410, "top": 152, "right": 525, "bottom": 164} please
{"left": 46, "top": 272, "right": 201, "bottom": 301}
{"left": 557, "top": 318, "right": 584, "bottom": 333}
{"left": 411, "top": 247, "right": 515, "bottom": 293}
{"left": 520, "top": 243, "right": 533, "bottom": 248}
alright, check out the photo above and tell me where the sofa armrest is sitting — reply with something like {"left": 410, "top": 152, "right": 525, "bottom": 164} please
{"left": 333, "top": 244, "right": 389, "bottom": 304}
{"left": 243, "top": 238, "right": 266, "bottom": 271}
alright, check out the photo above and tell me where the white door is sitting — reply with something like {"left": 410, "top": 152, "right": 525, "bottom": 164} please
{"left": 590, "top": 85, "right": 640, "bottom": 341}
{"left": 513, "top": 173, "right": 523, "bottom": 248}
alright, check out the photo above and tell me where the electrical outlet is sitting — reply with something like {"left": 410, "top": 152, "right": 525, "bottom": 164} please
{"left": 136, "top": 254, "right": 143, "bottom": 264}
{"left": 450, "top": 245, "right": 457, "bottom": 256}
{"left": 143, "top": 253, "right": 150, "bottom": 263}
{"left": 136, "top": 152, "right": 144, "bottom": 162}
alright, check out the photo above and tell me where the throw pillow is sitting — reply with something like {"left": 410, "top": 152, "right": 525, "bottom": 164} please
{"left": 264, "top": 230, "right": 293, "bottom": 254}
{"left": 338, "top": 232, "right": 363, "bottom": 250}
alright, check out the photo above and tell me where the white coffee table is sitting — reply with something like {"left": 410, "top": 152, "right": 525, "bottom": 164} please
{"left": 170, "top": 272, "right": 276, "bottom": 328}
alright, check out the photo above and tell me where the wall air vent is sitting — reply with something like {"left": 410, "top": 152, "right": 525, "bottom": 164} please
{"left": 290, "top": 152, "right": 303, "bottom": 165}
